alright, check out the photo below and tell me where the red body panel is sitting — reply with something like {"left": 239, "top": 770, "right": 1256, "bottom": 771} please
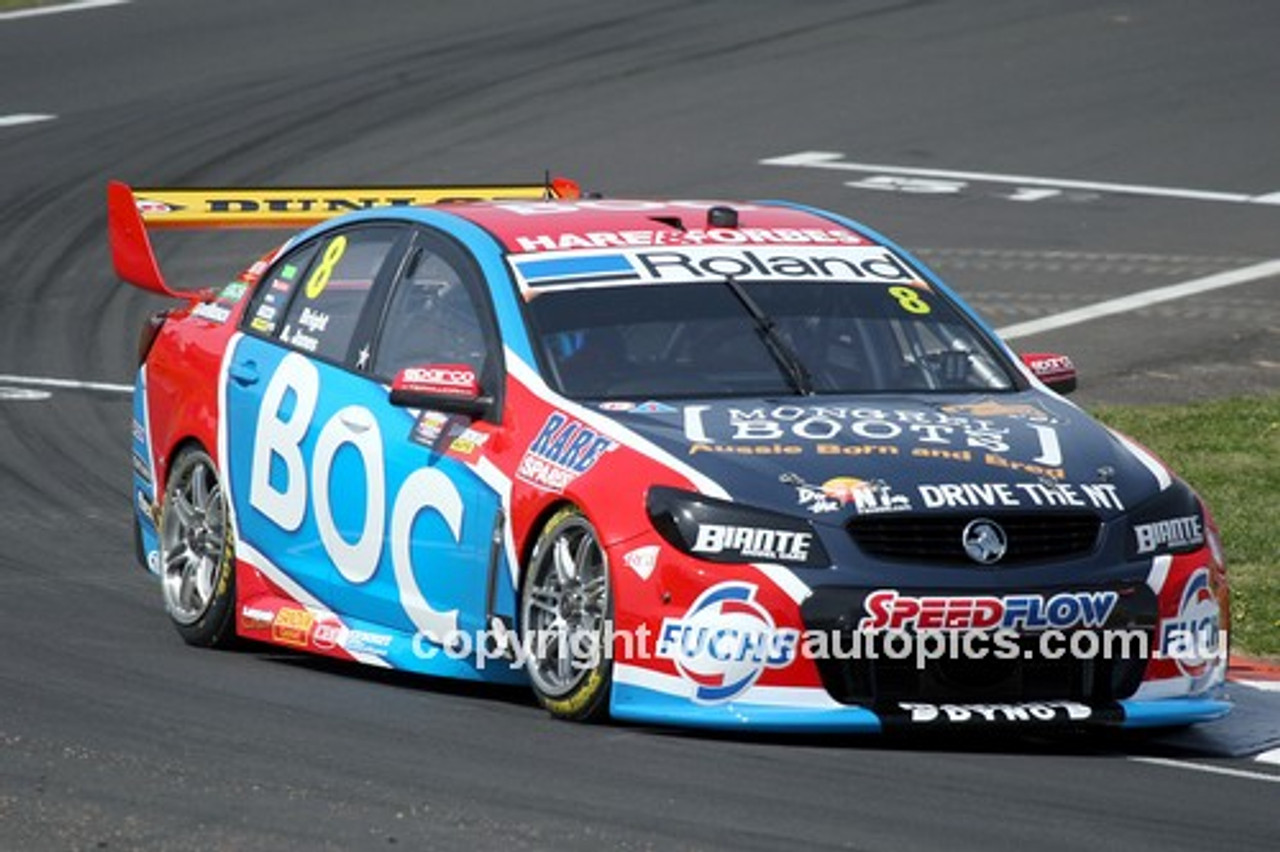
{"left": 448, "top": 200, "right": 872, "bottom": 254}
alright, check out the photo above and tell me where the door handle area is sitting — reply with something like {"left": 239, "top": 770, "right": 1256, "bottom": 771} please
{"left": 338, "top": 408, "right": 375, "bottom": 434}
{"left": 229, "top": 360, "right": 259, "bottom": 386}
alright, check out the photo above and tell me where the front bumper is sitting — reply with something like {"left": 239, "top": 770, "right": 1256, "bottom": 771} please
{"left": 610, "top": 666, "right": 1231, "bottom": 732}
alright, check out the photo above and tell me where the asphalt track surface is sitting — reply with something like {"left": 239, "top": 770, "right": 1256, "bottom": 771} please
{"left": 1, "top": 1, "right": 1278, "bottom": 850}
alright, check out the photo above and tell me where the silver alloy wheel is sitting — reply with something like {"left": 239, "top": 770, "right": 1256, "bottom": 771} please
{"left": 522, "top": 514, "right": 610, "bottom": 699}
{"left": 160, "top": 450, "right": 229, "bottom": 626}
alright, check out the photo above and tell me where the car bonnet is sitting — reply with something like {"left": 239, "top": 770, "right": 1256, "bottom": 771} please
{"left": 595, "top": 390, "right": 1163, "bottom": 523}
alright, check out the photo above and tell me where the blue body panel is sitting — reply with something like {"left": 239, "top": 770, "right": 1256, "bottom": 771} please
{"left": 223, "top": 335, "right": 524, "bottom": 684}
{"left": 612, "top": 685, "right": 1232, "bottom": 732}
{"left": 132, "top": 367, "right": 161, "bottom": 574}
{"left": 1118, "top": 696, "right": 1233, "bottom": 728}
{"left": 612, "top": 682, "right": 884, "bottom": 733}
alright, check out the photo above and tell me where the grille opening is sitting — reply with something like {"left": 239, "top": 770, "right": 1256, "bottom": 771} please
{"left": 801, "top": 585, "right": 1157, "bottom": 708}
{"left": 847, "top": 511, "right": 1101, "bottom": 565}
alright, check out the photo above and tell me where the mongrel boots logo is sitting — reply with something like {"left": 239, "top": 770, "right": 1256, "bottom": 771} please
{"left": 657, "top": 582, "right": 800, "bottom": 703}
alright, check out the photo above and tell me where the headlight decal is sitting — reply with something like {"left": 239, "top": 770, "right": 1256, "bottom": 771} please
{"left": 646, "top": 486, "right": 831, "bottom": 568}
{"left": 1124, "top": 479, "right": 1206, "bottom": 559}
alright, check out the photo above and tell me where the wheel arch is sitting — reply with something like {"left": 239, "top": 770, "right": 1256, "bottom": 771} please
{"left": 514, "top": 499, "right": 577, "bottom": 621}
{"left": 155, "top": 435, "right": 213, "bottom": 504}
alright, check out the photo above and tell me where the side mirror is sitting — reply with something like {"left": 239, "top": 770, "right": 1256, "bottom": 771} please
{"left": 1020, "top": 352, "right": 1077, "bottom": 395}
{"left": 390, "top": 364, "right": 492, "bottom": 418}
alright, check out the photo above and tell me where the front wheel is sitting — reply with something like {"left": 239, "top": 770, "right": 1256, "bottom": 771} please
{"left": 519, "top": 507, "right": 612, "bottom": 721}
{"left": 159, "top": 446, "right": 237, "bottom": 648}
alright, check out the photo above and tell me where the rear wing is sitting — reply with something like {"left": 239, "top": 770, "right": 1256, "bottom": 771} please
{"left": 108, "top": 177, "right": 581, "bottom": 299}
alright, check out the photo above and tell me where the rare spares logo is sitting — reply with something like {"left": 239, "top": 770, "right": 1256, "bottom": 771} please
{"left": 658, "top": 582, "right": 800, "bottom": 703}
{"left": 516, "top": 412, "right": 616, "bottom": 493}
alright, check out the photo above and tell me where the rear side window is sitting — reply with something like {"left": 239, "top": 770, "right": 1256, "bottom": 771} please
{"left": 246, "top": 244, "right": 319, "bottom": 336}
{"left": 253, "top": 227, "right": 402, "bottom": 364}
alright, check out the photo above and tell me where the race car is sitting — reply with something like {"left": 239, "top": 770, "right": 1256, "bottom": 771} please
{"left": 111, "top": 178, "right": 1230, "bottom": 731}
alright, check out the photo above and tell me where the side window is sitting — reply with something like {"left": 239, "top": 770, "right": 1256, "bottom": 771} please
{"left": 245, "top": 244, "right": 319, "bottom": 337}
{"left": 252, "top": 227, "right": 403, "bottom": 364}
{"left": 374, "top": 237, "right": 491, "bottom": 381}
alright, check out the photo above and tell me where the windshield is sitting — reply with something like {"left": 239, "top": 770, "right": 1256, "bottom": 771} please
{"left": 525, "top": 280, "right": 1017, "bottom": 400}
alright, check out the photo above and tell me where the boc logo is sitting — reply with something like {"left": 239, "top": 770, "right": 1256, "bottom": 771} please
{"left": 657, "top": 582, "right": 799, "bottom": 703}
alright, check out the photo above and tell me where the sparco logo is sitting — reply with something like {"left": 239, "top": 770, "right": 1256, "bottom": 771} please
{"left": 403, "top": 367, "right": 475, "bottom": 388}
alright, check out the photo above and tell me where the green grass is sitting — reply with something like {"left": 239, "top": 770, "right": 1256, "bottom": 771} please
{"left": 0, "top": 1, "right": 59, "bottom": 9}
{"left": 1091, "top": 394, "right": 1280, "bottom": 659}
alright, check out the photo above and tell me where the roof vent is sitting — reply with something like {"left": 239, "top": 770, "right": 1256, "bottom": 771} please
{"left": 707, "top": 206, "right": 738, "bottom": 228}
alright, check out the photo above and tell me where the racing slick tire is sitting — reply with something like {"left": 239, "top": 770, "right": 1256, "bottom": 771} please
{"left": 158, "top": 445, "right": 237, "bottom": 648}
{"left": 520, "top": 506, "right": 613, "bottom": 722}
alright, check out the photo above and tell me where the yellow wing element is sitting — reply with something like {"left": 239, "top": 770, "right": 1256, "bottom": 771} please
{"left": 108, "top": 177, "right": 580, "bottom": 298}
{"left": 131, "top": 179, "right": 581, "bottom": 228}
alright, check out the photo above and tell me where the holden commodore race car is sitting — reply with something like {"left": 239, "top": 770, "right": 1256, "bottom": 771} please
{"left": 110, "top": 178, "right": 1230, "bottom": 732}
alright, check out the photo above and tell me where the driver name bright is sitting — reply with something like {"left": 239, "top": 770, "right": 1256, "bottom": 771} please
{"left": 510, "top": 245, "right": 920, "bottom": 288}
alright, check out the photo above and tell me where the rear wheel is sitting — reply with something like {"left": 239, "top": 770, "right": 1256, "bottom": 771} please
{"left": 159, "top": 446, "right": 237, "bottom": 648}
{"left": 519, "top": 507, "right": 612, "bottom": 721}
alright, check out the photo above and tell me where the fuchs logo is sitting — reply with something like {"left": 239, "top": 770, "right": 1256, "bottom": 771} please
{"left": 516, "top": 412, "right": 616, "bottom": 493}
{"left": 658, "top": 582, "right": 800, "bottom": 703}
{"left": 1160, "top": 568, "right": 1223, "bottom": 684}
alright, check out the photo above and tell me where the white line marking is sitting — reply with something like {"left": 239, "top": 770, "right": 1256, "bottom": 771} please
{"left": 761, "top": 150, "right": 1280, "bottom": 206}
{"left": 995, "top": 259, "right": 1280, "bottom": 340}
{"left": 0, "top": 387, "right": 52, "bottom": 401}
{"left": 1235, "top": 679, "right": 1280, "bottom": 693}
{"left": 1256, "top": 748, "right": 1280, "bottom": 766}
{"left": 0, "top": 113, "right": 55, "bottom": 127}
{"left": 0, "top": 373, "right": 131, "bottom": 394}
{"left": 0, "top": 0, "right": 129, "bottom": 21}
{"left": 1131, "top": 756, "right": 1280, "bottom": 784}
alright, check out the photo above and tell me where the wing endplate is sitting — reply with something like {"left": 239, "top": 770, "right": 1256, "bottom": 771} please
{"left": 108, "top": 180, "right": 183, "bottom": 298}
